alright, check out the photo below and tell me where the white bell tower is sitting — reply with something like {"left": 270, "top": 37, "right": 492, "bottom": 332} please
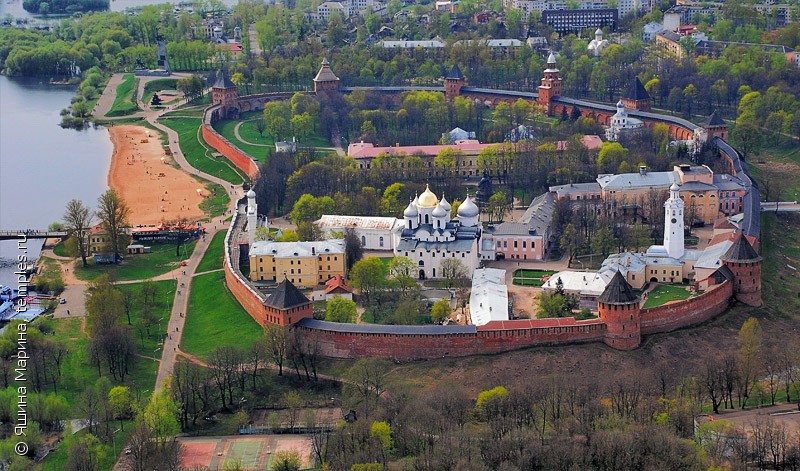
{"left": 247, "top": 189, "right": 257, "bottom": 245}
{"left": 663, "top": 182, "right": 684, "bottom": 259}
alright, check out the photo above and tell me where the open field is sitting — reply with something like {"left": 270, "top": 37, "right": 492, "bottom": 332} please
{"left": 74, "top": 240, "right": 196, "bottom": 282}
{"left": 182, "top": 271, "right": 263, "bottom": 360}
{"left": 642, "top": 284, "right": 694, "bottom": 309}
{"left": 107, "top": 73, "right": 140, "bottom": 117}
{"left": 196, "top": 230, "right": 226, "bottom": 273}
{"left": 159, "top": 115, "right": 246, "bottom": 184}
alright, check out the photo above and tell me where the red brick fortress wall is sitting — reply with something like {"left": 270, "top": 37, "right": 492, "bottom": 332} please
{"left": 202, "top": 105, "right": 260, "bottom": 179}
{"left": 640, "top": 281, "right": 733, "bottom": 335}
{"left": 295, "top": 319, "right": 606, "bottom": 360}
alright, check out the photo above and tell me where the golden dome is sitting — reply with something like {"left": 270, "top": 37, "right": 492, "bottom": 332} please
{"left": 417, "top": 184, "right": 439, "bottom": 208}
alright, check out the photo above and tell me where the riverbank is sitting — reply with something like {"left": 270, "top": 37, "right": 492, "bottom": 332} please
{"left": 108, "top": 125, "right": 205, "bottom": 225}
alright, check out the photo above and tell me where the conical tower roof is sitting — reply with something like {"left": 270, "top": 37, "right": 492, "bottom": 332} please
{"left": 314, "top": 57, "right": 340, "bottom": 83}
{"left": 266, "top": 277, "right": 311, "bottom": 310}
{"left": 705, "top": 110, "right": 726, "bottom": 127}
{"left": 598, "top": 271, "right": 639, "bottom": 305}
{"left": 213, "top": 69, "right": 236, "bottom": 89}
{"left": 446, "top": 64, "right": 464, "bottom": 80}
{"left": 623, "top": 77, "right": 650, "bottom": 101}
{"left": 721, "top": 233, "right": 762, "bottom": 263}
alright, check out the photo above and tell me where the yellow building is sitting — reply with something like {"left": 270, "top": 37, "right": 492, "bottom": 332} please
{"left": 249, "top": 239, "right": 346, "bottom": 288}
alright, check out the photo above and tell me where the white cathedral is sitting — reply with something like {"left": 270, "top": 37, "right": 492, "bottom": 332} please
{"left": 605, "top": 100, "right": 645, "bottom": 142}
{"left": 394, "top": 185, "right": 489, "bottom": 279}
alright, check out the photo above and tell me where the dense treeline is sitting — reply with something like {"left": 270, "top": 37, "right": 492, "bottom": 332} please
{"left": 321, "top": 321, "right": 800, "bottom": 470}
{"left": 22, "top": 0, "right": 107, "bottom": 15}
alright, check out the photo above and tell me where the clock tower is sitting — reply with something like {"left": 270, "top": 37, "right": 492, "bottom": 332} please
{"left": 663, "top": 182, "right": 684, "bottom": 259}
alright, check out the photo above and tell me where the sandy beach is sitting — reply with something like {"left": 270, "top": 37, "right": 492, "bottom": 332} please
{"left": 108, "top": 125, "right": 206, "bottom": 225}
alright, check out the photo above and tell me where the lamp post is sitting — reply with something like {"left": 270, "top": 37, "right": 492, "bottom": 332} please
{"left": 112, "top": 428, "right": 122, "bottom": 457}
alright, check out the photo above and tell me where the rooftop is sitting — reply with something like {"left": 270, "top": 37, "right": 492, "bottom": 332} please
{"left": 598, "top": 271, "right": 639, "bottom": 305}
{"left": 250, "top": 239, "right": 345, "bottom": 258}
{"left": 316, "top": 215, "right": 402, "bottom": 231}
{"left": 623, "top": 77, "right": 650, "bottom": 101}
{"left": 266, "top": 278, "right": 311, "bottom": 310}
{"left": 347, "top": 140, "right": 494, "bottom": 159}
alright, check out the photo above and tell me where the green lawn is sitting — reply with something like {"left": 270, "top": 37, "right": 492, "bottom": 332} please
{"left": 116, "top": 279, "right": 178, "bottom": 358}
{"left": 142, "top": 78, "right": 179, "bottom": 106}
{"left": 512, "top": 278, "right": 545, "bottom": 287}
{"left": 182, "top": 271, "right": 262, "bottom": 360}
{"left": 74, "top": 240, "right": 197, "bottom": 282}
{"left": 199, "top": 179, "right": 230, "bottom": 219}
{"left": 37, "top": 420, "right": 136, "bottom": 471}
{"left": 53, "top": 241, "right": 69, "bottom": 257}
{"left": 642, "top": 284, "right": 693, "bottom": 309}
{"left": 30, "top": 315, "right": 160, "bottom": 417}
{"left": 213, "top": 115, "right": 271, "bottom": 161}
{"left": 159, "top": 116, "right": 246, "bottom": 184}
{"left": 196, "top": 231, "right": 226, "bottom": 273}
{"left": 513, "top": 269, "right": 557, "bottom": 278}
{"left": 107, "top": 73, "right": 140, "bottom": 117}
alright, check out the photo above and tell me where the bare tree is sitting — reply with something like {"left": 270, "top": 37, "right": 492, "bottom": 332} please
{"left": 264, "top": 324, "right": 288, "bottom": 376}
{"left": 63, "top": 199, "right": 93, "bottom": 267}
{"left": 96, "top": 189, "right": 131, "bottom": 263}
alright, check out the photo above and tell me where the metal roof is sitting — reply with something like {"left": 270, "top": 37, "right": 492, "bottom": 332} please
{"left": 296, "top": 318, "right": 476, "bottom": 334}
{"left": 316, "top": 215, "right": 402, "bottom": 231}
{"left": 250, "top": 239, "right": 345, "bottom": 258}
{"left": 598, "top": 271, "right": 639, "bottom": 305}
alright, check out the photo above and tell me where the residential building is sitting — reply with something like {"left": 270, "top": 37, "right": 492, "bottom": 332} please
{"left": 492, "top": 192, "right": 556, "bottom": 261}
{"left": 643, "top": 22, "right": 664, "bottom": 41}
{"left": 541, "top": 9, "right": 618, "bottom": 35}
{"left": 347, "top": 140, "right": 497, "bottom": 177}
{"left": 249, "top": 239, "right": 346, "bottom": 288}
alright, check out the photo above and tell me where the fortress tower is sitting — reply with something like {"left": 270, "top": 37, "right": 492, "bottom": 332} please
{"left": 598, "top": 271, "right": 641, "bottom": 350}
{"left": 663, "top": 182, "right": 685, "bottom": 259}
{"left": 211, "top": 69, "right": 239, "bottom": 119}
{"left": 621, "top": 77, "right": 651, "bottom": 112}
{"left": 704, "top": 111, "right": 728, "bottom": 141}
{"left": 313, "top": 58, "right": 340, "bottom": 93}
{"left": 247, "top": 189, "right": 257, "bottom": 246}
{"left": 720, "top": 233, "right": 763, "bottom": 307}
{"left": 265, "top": 277, "right": 313, "bottom": 326}
{"left": 445, "top": 64, "right": 465, "bottom": 101}
{"left": 537, "top": 52, "right": 562, "bottom": 115}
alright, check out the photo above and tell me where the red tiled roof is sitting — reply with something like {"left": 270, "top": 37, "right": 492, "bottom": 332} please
{"left": 324, "top": 275, "right": 353, "bottom": 294}
{"left": 708, "top": 231, "right": 757, "bottom": 249}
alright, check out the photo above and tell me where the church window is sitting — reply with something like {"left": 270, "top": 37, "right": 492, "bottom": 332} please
{"left": 418, "top": 260, "right": 424, "bottom": 266}
{"left": 379, "top": 236, "right": 384, "bottom": 247}
{"left": 425, "top": 214, "right": 430, "bottom": 224}
{"left": 361, "top": 236, "right": 366, "bottom": 246}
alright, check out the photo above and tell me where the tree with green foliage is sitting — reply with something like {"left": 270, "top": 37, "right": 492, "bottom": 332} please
{"left": 486, "top": 192, "right": 510, "bottom": 223}
{"left": 737, "top": 317, "right": 762, "bottom": 409}
{"left": 475, "top": 386, "right": 508, "bottom": 417}
{"left": 597, "top": 142, "right": 629, "bottom": 174}
{"left": 388, "top": 256, "right": 416, "bottom": 295}
{"left": 326, "top": 297, "right": 357, "bottom": 323}
{"left": 109, "top": 386, "right": 135, "bottom": 430}
{"left": 431, "top": 299, "right": 451, "bottom": 324}
{"left": 272, "top": 449, "right": 301, "bottom": 471}
{"left": 289, "top": 194, "right": 336, "bottom": 224}
{"left": 143, "top": 380, "right": 180, "bottom": 445}
{"left": 349, "top": 257, "right": 387, "bottom": 304}
{"left": 591, "top": 226, "right": 615, "bottom": 257}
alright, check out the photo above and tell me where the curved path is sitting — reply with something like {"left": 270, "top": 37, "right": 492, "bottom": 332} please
{"left": 233, "top": 120, "right": 271, "bottom": 147}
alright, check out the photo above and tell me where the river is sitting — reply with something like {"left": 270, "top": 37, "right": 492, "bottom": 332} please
{"left": 0, "top": 0, "right": 241, "bottom": 21}
{"left": 0, "top": 75, "right": 112, "bottom": 287}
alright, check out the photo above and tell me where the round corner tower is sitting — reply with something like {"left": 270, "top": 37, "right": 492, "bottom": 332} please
{"left": 720, "top": 232, "right": 762, "bottom": 307}
{"left": 598, "top": 271, "right": 641, "bottom": 350}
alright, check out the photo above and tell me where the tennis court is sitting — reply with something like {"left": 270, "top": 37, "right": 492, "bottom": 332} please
{"left": 178, "top": 435, "right": 314, "bottom": 470}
